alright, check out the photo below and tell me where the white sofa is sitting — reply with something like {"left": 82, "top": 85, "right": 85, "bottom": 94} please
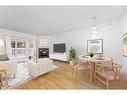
{"left": 0, "top": 60, "right": 17, "bottom": 78}
{"left": 27, "top": 58, "right": 54, "bottom": 78}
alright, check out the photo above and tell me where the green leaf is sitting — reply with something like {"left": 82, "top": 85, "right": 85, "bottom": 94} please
{"left": 69, "top": 47, "right": 76, "bottom": 60}
{"left": 124, "top": 37, "right": 127, "bottom": 46}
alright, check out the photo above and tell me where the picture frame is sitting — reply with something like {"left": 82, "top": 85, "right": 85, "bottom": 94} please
{"left": 123, "top": 32, "right": 127, "bottom": 57}
{"left": 87, "top": 39, "right": 103, "bottom": 54}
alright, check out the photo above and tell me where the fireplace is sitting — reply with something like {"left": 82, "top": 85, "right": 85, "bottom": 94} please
{"left": 38, "top": 48, "right": 49, "bottom": 58}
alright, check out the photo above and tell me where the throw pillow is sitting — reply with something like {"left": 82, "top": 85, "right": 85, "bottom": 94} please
{"left": 0, "top": 54, "right": 9, "bottom": 61}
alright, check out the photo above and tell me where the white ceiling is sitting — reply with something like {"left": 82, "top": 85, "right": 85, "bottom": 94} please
{"left": 0, "top": 6, "right": 126, "bottom": 35}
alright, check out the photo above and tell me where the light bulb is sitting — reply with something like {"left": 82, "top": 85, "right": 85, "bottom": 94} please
{"left": 93, "top": 30, "right": 98, "bottom": 35}
{"left": 93, "top": 27, "right": 97, "bottom": 30}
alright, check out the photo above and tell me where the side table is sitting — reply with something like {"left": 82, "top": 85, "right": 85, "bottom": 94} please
{"left": 0, "top": 69, "right": 8, "bottom": 89}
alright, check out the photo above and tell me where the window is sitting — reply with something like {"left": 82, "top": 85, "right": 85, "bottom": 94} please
{"left": 11, "top": 39, "right": 34, "bottom": 58}
{"left": 17, "top": 42, "right": 25, "bottom": 48}
{"left": 30, "top": 42, "right": 33, "bottom": 48}
{"left": 29, "top": 41, "right": 34, "bottom": 56}
{"left": 11, "top": 41, "right": 26, "bottom": 57}
{"left": 11, "top": 41, "right": 15, "bottom": 48}
{"left": 12, "top": 48, "right": 16, "bottom": 56}
{"left": 16, "top": 49, "right": 25, "bottom": 55}
{"left": 39, "top": 39, "right": 48, "bottom": 47}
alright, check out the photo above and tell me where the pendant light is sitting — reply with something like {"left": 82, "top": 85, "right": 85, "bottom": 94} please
{"left": 91, "top": 16, "right": 100, "bottom": 39}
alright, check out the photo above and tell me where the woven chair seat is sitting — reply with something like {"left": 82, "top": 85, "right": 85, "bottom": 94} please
{"left": 96, "top": 69, "right": 115, "bottom": 80}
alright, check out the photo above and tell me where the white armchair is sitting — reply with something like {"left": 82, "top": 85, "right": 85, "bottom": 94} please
{"left": 27, "top": 58, "right": 54, "bottom": 78}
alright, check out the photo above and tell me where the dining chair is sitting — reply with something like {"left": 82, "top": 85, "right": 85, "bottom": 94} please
{"left": 72, "top": 60, "right": 91, "bottom": 86}
{"left": 101, "top": 56, "right": 113, "bottom": 64}
{"left": 100, "top": 56, "right": 114, "bottom": 71}
{"left": 94, "top": 63, "right": 121, "bottom": 89}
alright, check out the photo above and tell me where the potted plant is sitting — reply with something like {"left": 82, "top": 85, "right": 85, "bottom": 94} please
{"left": 89, "top": 47, "right": 95, "bottom": 58}
{"left": 69, "top": 47, "right": 76, "bottom": 65}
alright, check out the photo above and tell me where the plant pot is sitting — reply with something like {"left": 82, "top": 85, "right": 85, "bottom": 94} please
{"left": 70, "top": 60, "right": 76, "bottom": 65}
{"left": 70, "top": 61, "right": 73, "bottom": 65}
{"left": 90, "top": 53, "right": 94, "bottom": 57}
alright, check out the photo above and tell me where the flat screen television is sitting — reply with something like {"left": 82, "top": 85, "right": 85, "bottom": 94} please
{"left": 53, "top": 43, "right": 66, "bottom": 53}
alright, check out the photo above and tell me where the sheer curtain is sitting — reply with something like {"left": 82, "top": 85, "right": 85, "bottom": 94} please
{"left": 5, "top": 35, "right": 12, "bottom": 59}
{"left": 0, "top": 38, "right": 4, "bottom": 55}
{"left": 0, "top": 35, "right": 6, "bottom": 55}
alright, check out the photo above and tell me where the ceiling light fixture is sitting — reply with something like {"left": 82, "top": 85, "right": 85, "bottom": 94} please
{"left": 91, "top": 16, "right": 100, "bottom": 39}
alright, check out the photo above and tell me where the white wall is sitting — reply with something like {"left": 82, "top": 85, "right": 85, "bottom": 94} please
{"left": 50, "top": 18, "right": 127, "bottom": 81}
{"left": 50, "top": 19, "right": 123, "bottom": 62}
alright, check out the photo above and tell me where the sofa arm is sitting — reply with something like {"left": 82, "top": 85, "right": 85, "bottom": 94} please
{"left": 8, "top": 60, "right": 18, "bottom": 77}
{"left": 28, "top": 62, "right": 38, "bottom": 77}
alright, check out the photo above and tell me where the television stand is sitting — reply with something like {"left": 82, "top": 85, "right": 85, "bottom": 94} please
{"left": 49, "top": 53, "right": 68, "bottom": 62}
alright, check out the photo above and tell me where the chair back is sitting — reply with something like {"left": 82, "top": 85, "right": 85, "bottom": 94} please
{"left": 113, "top": 64, "right": 121, "bottom": 80}
{"left": 78, "top": 60, "right": 87, "bottom": 67}
{"left": 102, "top": 56, "right": 113, "bottom": 65}
{"left": 96, "top": 63, "right": 121, "bottom": 80}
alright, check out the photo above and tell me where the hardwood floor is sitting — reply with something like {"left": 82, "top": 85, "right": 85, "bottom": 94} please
{"left": 14, "top": 61, "right": 127, "bottom": 89}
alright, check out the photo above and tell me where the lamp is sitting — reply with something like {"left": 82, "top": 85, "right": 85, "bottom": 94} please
{"left": 0, "top": 39, "right": 4, "bottom": 47}
{"left": 91, "top": 16, "right": 100, "bottom": 39}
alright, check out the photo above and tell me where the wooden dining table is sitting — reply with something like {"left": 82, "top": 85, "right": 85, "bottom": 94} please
{"left": 79, "top": 56, "right": 112, "bottom": 83}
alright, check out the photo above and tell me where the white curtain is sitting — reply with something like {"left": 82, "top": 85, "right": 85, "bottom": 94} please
{"left": 33, "top": 38, "right": 37, "bottom": 58}
{"left": 0, "top": 38, "right": 4, "bottom": 55}
{"left": 25, "top": 40, "right": 30, "bottom": 58}
{"left": 0, "top": 35, "right": 5, "bottom": 55}
{"left": 5, "top": 35, "right": 12, "bottom": 59}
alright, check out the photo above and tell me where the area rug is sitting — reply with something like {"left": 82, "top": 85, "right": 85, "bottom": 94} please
{"left": 4, "top": 63, "right": 32, "bottom": 89}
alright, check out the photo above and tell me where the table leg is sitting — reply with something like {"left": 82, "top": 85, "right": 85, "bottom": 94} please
{"left": 0, "top": 74, "right": 1, "bottom": 89}
{"left": 89, "top": 62, "right": 95, "bottom": 83}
